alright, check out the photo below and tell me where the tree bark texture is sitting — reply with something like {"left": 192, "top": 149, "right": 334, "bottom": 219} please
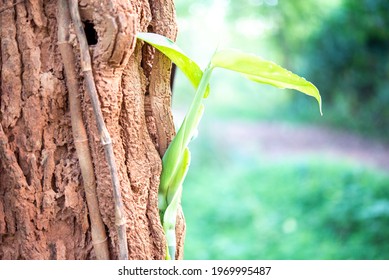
{"left": 0, "top": 0, "right": 183, "bottom": 260}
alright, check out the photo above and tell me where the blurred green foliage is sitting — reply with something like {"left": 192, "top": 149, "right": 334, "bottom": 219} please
{"left": 174, "top": 0, "right": 389, "bottom": 140}
{"left": 297, "top": 0, "right": 389, "bottom": 139}
{"left": 182, "top": 130, "right": 389, "bottom": 259}
{"left": 173, "top": 0, "right": 389, "bottom": 259}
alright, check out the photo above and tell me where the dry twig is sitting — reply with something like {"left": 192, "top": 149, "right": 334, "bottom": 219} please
{"left": 68, "top": 0, "right": 128, "bottom": 260}
{"left": 57, "top": 0, "right": 110, "bottom": 260}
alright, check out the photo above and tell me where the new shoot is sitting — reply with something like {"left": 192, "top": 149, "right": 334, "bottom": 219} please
{"left": 137, "top": 32, "right": 322, "bottom": 260}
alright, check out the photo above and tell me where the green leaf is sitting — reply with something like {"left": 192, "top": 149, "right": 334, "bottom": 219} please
{"left": 211, "top": 49, "right": 322, "bottom": 115}
{"left": 136, "top": 32, "right": 209, "bottom": 97}
{"left": 163, "top": 184, "right": 182, "bottom": 260}
{"left": 167, "top": 148, "right": 191, "bottom": 204}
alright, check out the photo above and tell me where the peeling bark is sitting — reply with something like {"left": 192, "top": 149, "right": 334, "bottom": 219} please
{"left": 0, "top": 0, "right": 181, "bottom": 260}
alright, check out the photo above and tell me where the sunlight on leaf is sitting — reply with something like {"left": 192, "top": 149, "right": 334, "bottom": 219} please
{"left": 136, "top": 32, "right": 209, "bottom": 97}
{"left": 211, "top": 49, "right": 322, "bottom": 115}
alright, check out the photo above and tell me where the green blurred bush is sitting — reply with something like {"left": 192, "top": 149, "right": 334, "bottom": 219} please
{"left": 173, "top": 0, "right": 389, "bottom": 260}
{"left": 296, "top": 0, "right": 389, "bottom": 139}
{"left": 182, "top": 141, "right": 389, "bottom": 259}
{"left": 175, "top": 0, "right": 389, "bottom": 140}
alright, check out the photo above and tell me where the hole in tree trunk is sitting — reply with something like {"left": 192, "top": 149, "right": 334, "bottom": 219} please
{"left": 83, "top": 21, "right": 98, "bottom": 45}
{"left": 170, "top": 63, "right": 176, "bottom": 91}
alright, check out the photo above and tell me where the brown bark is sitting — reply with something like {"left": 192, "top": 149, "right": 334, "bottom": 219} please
{"left": 0, "top": 0, "right": 180, "bottom": 260}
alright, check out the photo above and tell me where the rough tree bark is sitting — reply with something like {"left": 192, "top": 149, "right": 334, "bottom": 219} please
{"left": 0, "top": 0, "right": 184, "bottom": 259}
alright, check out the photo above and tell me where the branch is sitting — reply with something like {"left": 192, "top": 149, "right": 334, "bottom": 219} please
{"left": 68, "top": 0, "right": 128, "bottom": 260}
{"left": 57, "top": 0, "right": 109, "bottom": 260}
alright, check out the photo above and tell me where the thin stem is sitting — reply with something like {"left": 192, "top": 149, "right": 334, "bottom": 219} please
{"left": 178, "top": 65, "right": 214, "bottom": 148}
{"left": 159, "top": 65, "right": 214, "bottom": 260}
{"left": 159, "top": 65, "right": 213, "bottom": 202}
{"left": 68, "top": 0, "right": 128, "bottom": 260}
{"left": 57, "top": 0, "right": 109, "bottom": 259}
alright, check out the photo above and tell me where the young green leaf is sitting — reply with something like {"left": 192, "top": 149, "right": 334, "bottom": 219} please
{"left": 162, "top": 148, "right": 190, "bottom": 260}
{"left": 163, "top": 184, "right": 183, "bottom": 260}
{"left": 136, "top": 32, "right": 209, "bottom": 97}
{"left": 211, "top": 49, "right": 322, "bottom": 115}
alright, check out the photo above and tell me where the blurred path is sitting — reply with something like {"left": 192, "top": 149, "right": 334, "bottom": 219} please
{"left": 207, "top": 120, "right": 389, "bottom": 173}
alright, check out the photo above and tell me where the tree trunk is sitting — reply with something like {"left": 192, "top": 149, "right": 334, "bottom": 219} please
{"left": 0, "top": 0, "right": 183, "bottom": 260}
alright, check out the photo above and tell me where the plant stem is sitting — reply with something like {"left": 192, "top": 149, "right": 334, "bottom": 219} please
{"left": 178, "top": 65, "right": 214, "bottom": 148}
{"left": 159, "top": 65, "right": 214, "bottom": 260}
{"left": 68, "top": 0, "right": 128, "bottom": 260}
{"left": 57, "top": 0, "right": 109, "bottom": 260}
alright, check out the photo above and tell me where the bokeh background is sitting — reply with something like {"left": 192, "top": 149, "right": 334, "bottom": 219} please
{"left": 171, "top": 0, "right": 389, "bottom": 259}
